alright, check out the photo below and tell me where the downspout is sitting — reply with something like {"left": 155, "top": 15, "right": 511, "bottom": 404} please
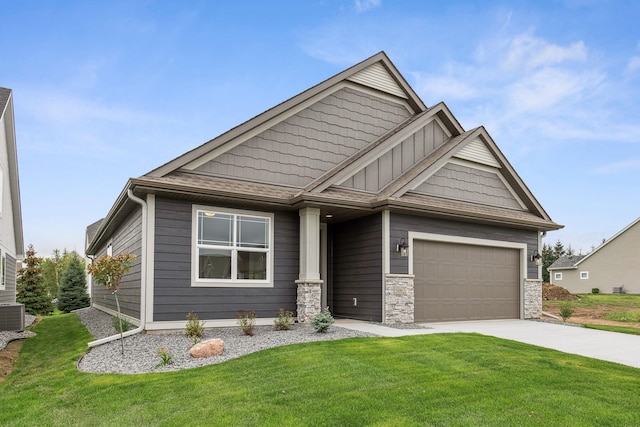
{"left": 88, "top": 189, "right": 147, "bottom": 348}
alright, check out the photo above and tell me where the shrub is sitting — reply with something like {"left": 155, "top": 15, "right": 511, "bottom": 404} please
{"left": 185, "top": 311, "right": 205, "bottom": 345}
{"left": 310, "top": 307, "right": 334, "bottom": 333}
{"left": 111, "top": 316, "right": 133, "bottom": 333}
{"left": 16, "top": 245, "right": 53, "bottom": 316}
{"left": 559, "top": 302, "right": 574, "bottom": 322}
{"left": 274, "top": 308, "right": 294, "bottom": 331}
{"left": 592, "top": 288, "right": 600, "bottom": 294}
{"left": 237, "top": 309, "right": 257, "bottom": 336}
{"left": 156, "top": 348, "right": 174, "bottom": 367}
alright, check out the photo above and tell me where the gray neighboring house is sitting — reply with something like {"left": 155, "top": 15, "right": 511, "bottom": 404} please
{"left": 0, "top": 88, "right": 25, "bottom": 330}
{"left": 549, "top": 217, "right": 640, "bottom": 294}
{"left": 86, "top": 52, "right": 562, "bottom": 331}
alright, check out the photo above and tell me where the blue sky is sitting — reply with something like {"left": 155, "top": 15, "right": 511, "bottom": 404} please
{"left": 1, "top": 0, "right": 639, "bottom": 257}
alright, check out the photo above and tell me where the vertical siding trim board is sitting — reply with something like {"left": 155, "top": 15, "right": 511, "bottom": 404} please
{"left": 407, "top": 231, "right": 528, "bottom": 319}
{"left": 145, "top": 194, "right": 156, "bottom": 324}
{"left": 382, "top": 210, "right": 390, "bottom": 321}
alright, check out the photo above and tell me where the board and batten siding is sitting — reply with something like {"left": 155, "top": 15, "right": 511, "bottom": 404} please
{"left": 332, "top": 213, "right": 383, "bottom": 321}
{"left": 91, "top": 208, "right": 143, "bottom": 319}
{"left": 389, "top": 213, "right": 539, "bottom": 279}
{"left": 339, "top": 119, "right": 449, "bottom": 192}
{"left": 152, "top": 197, "right": 299, "bottom": 321}
{"left": 0, "top": 253, "right": 16, "bottom": 303}
{"left": 195, "top": 87, "right": 411, "bottom": 188}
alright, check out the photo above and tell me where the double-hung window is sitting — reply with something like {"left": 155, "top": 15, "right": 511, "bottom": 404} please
{"left": 193, "top": 206, "right": 273, "bottom": 287}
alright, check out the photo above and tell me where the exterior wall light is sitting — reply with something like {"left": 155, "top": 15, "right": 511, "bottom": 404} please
{"left": 530, "top": 250, "right": 542, "bottom": 266}
{"left": 396, "top": 238, "right": 410, "bottom": 258}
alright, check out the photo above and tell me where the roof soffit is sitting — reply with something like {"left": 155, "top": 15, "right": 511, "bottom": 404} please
{"left": 145, "top": 52, "right": 427, "bottom": 179}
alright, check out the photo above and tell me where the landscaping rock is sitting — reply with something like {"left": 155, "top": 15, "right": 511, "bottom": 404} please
{"left": 189, "top": 338, "right": 224, "bottom": 358}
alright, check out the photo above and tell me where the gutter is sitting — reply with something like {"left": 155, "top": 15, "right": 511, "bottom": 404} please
{"left": 88, "top": 189, "right": 148, "bottom": 348}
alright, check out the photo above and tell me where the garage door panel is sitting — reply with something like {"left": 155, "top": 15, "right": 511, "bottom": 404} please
{"left": 414, "top": 240, "right": 520, "bottom": 322}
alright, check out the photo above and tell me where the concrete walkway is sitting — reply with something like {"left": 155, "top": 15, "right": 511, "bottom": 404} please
{"left": 334, "top": 319, "right": 640, "bottom": 369}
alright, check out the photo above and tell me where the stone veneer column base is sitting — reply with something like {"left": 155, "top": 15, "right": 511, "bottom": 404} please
{"left": 295, "top": 280, "right": 323, "bottom": 323}
{"left": 524, "top": 279, "right": 542, "bottom": 319}
{"left": 384, "top": 274, "right": 415, "bottom": 324}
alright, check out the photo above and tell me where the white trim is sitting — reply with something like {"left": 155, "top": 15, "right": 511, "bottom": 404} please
{"left": 408, "top": 232, "right": 527, "bottom": 319}
{"left": 144, "top": 317, "right": 280, "bottom": 331}
{"left": 183, "top": 81, "right": 412, "bottom": 171}
{"left": 381, "top": 210, "right": 390, "bottom": 322}
{"left": 554, "top": 272, "right": 563, "bottom": 281}
{"left": 191, "top": 204, "right": 274, "bottom": 288}
{"left": 580, "top": 271, "right": 589, "bottom": 280}
{"left": 145, "top": 194, "right": 156, "bottom": 324}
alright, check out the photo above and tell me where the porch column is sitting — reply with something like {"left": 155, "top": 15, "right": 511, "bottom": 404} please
{"left": 296, "top": 207, "right": 323, "bottom": 322}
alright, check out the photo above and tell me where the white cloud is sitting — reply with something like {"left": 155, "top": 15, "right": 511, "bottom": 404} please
{"left": 501, "top": 34, "right": 587, "bottom": 71}
{"left": 625, "top": 56, "right": 640, "bottom": 75}
{"left": 593, "top": 159, "right": 640, "bottom": 175}
{"left": 411, "top": 73, "right": 478, "bottom": 101}
{"left": 354, "top": 0, "right": 381, "bottom": 13}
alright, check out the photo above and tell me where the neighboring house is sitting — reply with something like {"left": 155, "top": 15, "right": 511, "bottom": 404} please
{"left": 0, "top": 87, "right": 25, "bottom": 330}
{"left": 86, "top": 52, "right": 561, "bottom": 331}
{"left": 549, "top": 217, "right": 640, "bottom": 294}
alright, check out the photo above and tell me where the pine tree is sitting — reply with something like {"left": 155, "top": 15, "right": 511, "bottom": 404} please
{"left": 58, "top": 255, "right": 90, "bottom": 313}
{"left": 17, "top": 245, "right": 53, "bottom": 315}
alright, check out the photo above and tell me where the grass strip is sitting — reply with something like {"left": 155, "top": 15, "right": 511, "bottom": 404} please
{"left": 2, "top": 314, "right": 640, "bottom": 426}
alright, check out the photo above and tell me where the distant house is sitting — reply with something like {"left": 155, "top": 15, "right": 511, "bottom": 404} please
{"left": 0, "top": 87, "right": 25, "bottom": 329}
{"left": 549, "top": 217, "right": 640, "bottom": 294}
{"left": 86, "top": 52, "right": 562, "bottom": 331}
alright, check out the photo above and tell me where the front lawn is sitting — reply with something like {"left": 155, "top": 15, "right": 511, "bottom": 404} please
{"left": 2, "top": 314, "right": 640, "bottom": 426}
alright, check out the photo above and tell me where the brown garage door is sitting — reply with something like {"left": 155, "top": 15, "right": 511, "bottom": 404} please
{"left": 414, "top": 240, "right": 520, "bottom": 322}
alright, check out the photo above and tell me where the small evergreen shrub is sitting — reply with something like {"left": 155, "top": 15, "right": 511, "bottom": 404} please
{"left": 185, "top": 311, "right": 205, "bottom": 345}
{"left": 559, "top": 302, "right": 574, "bottom": 322}
{"left": 111, "top": 316, "right": 133, "bottom": 333}
{"left": 310, "top": 307, "right": 335, "bottom": 333}
{"left": 592, "top": 288, "right": 600, "bottom": 294}
{"left": 274, "top": 308, "right": 294, "bottom": 331}
{"left": 237, "top": 309, "right": 257, "bottom": 336}
{"left": 156, "top": 348, "right": 174, "bottom": 367}
{"left": 57, "top": 255, "right": 90, "bottom": 313}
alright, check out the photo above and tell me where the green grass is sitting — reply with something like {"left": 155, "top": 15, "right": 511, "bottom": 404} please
{"left": 3, "top": 314, "right": 640, "bottom": 426}
{"left": 583, "top": 324, "right": 640, "bottom": 335}
{"left": 546, "top": 293, "right": 640, "bottom": 309}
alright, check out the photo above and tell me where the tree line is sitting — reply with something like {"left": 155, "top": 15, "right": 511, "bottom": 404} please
{"left": 16, "top": 245, "right": 90, "bottom": 315}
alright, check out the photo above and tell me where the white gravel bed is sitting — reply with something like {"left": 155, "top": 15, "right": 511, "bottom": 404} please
{"left": 76, "top": 308, "right": 379, "bottom": 374}
{"left": 0, "top": 314, "right": 37, "bottom": 350}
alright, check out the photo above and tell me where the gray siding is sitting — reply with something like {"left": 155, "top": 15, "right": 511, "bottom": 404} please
{"left": 153, "top": 197, "right": 298, "bottom": 321}
{"left": 390, "top": 213, "right": 539, "bottom": 279}
{"left": 196, "top": 87, "right": 411, "bottom": 187}
{"left": 411, "top": 162, "right": 524, "bottom": 210}
{"left": 0, "top": 253, "right": 16, "bottom": 303}
{"left": 91, "top": 208, "right": 143, "bottom": 319}
{"left": 340, "top": 119, "right": 448, "bottom": 192}
{"left": 332, "top": 213, "right": 383, "bottom": 321}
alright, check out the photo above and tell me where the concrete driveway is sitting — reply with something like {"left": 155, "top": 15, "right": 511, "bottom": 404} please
{"left": 334, "top": 319, "right": 640, "bottom": 369}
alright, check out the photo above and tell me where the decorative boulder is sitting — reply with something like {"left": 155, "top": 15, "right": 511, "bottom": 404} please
{"left": 189, "top": 338, "right": 224, "bottom": 358}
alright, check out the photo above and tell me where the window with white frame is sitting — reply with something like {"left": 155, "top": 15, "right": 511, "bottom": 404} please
{"left": 193, "top": 207, "right": 272, "bottom": 286}
{"left": 554, "top": 272, "right": 563, "bottom": 281}
{"left": 580, "top": 271, "right": 589, "bottom": 279}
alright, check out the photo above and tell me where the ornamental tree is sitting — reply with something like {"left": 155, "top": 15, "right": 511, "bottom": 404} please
{"left": 87, "top": 253, "right": 136, "bottom": 354}
{"left": 87, "top": 253, "right": 136, "bottom": 291}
